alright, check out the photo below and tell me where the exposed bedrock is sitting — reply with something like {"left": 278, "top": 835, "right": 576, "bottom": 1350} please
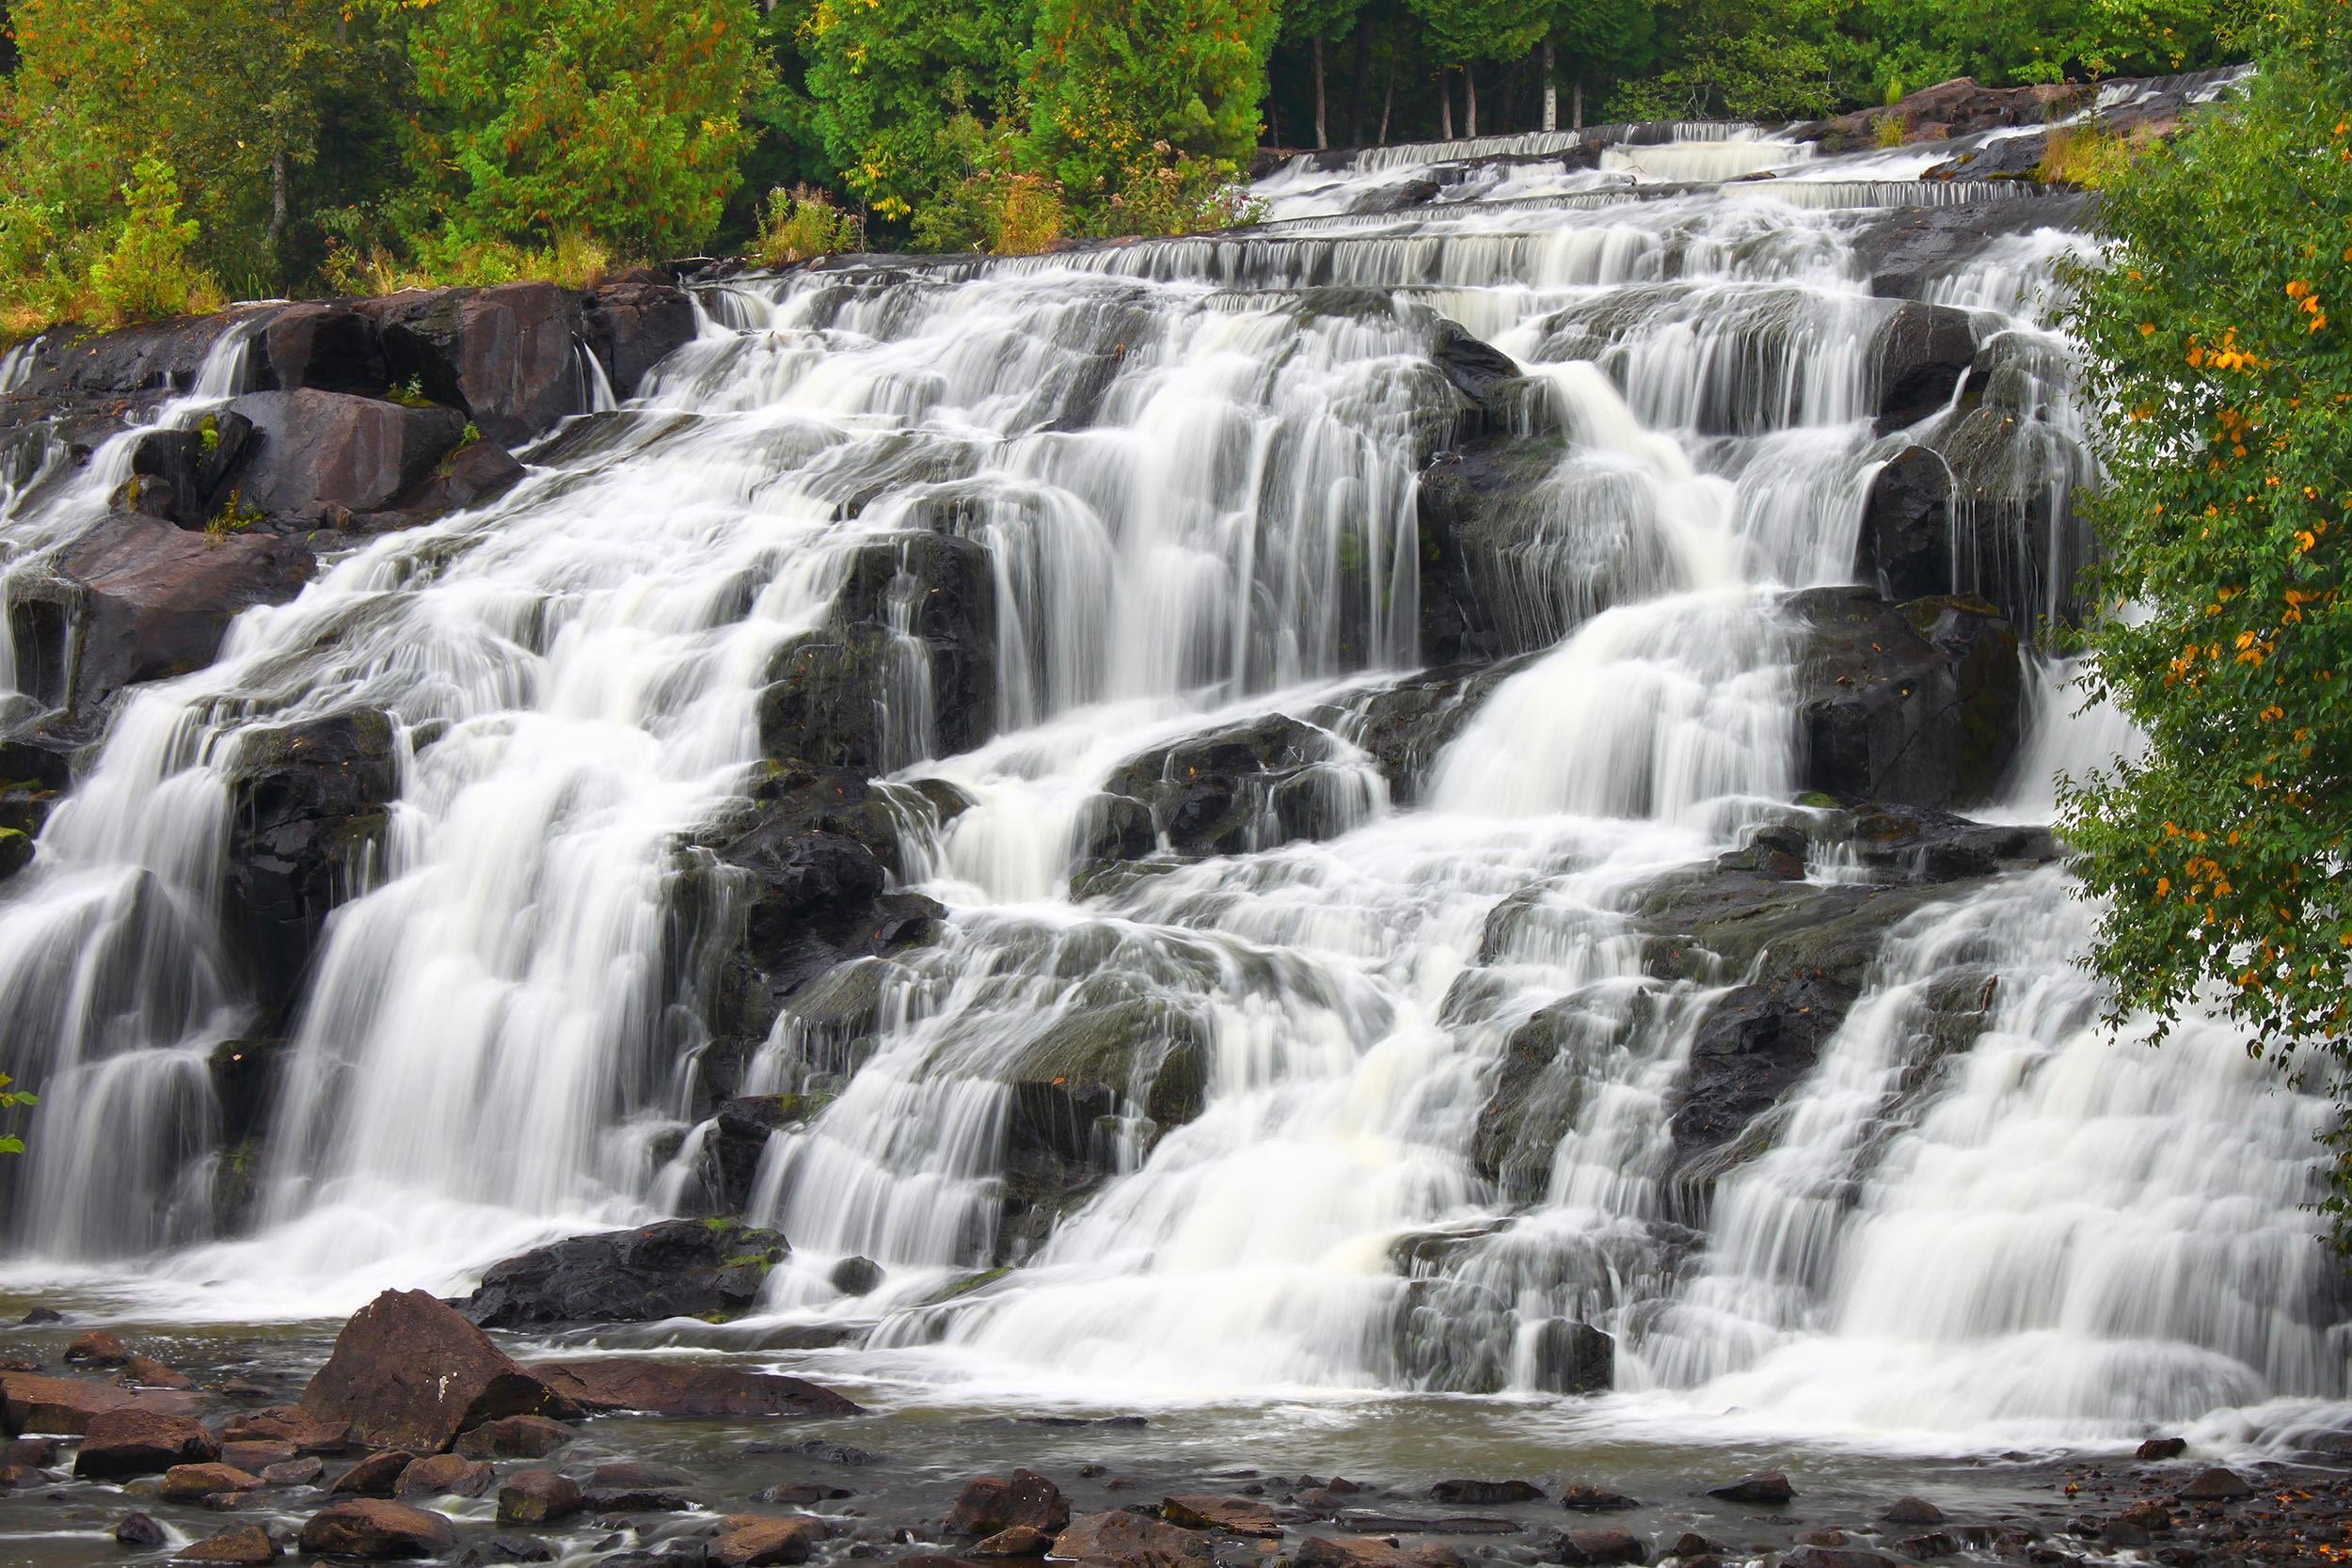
{"left": 1096, "top": 712, "right": 1373, "bottom": 862}
{"left": 463, "top": 1217, "right": 789, "bottom": 1329}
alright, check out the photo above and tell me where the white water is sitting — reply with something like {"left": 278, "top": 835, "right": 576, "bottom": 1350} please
{"left": 0, "top": 103, "right": 2341, "bottom": 1457}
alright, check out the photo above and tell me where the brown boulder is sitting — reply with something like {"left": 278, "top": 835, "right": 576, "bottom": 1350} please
{"left": 64, "top": 1329, "right": 130, "bottom": 1366}
{"left": 226, "top": 388, "right": 465, "bottom": 526}
{"left": 975, "top": 1525, "right": 1057, "bottom": 1556}
{"left": 1556, "top": 1528, "right": 1645, "bottom": 1566}
{"left": 330, "top": 1449, "right": 419, "bottom": 1497}
{"left": 1430, "top": 1479, "right": 1540, "bottom": 1505}
{"left": 260, "top": 1456, "right": 326, "bottom": 1485}
{"left": 1707, "top": 1470, "right": 1794, "bottom": 1506}
{"left": 1, "top": 1370, "right": 136, "bottom": 1433}
{"left": 2136, "top": 1436, "right": 2188, "bottom": 1461}
{"left": 73, "top": 1408, "right": 220, "bottom": 1478}
{"left": 297, "top": 1497, "right": 456, "bottom": 1559}
{"left": 2179, "top": 1466, "right": 2253, "bottom": 1501}
{"left": 531, "top": 1355, "right": 860, "bottom": 1419}
{"left": 125, "top": 1354, "right": 197, "bottom": 1390}
{"left": 497, "top": 1466, "right": 582, "bottom": 1523}
{"left": 161, "top": 1462, "right": 263, "bottom": 1500}
{"left": 713, "top": 1514, "right": 827, "bottom": 1567}
{"left": 218, "top": 1405, "right": 349, "bottom": 1452}
{"left": 1162, "top": 1495, "right": 1281, "bottom": 1536}
{"left": 1295, "top": 1538, "right": 1420, "bottom": 1568}
{"left": 396, "top": 1451, "right": 495, "bottom": 1498}
{"left": 1054, "top": 1511, "right": 1213, "bottom": 1566}
{"left": 453, "top": 1413, "right": 577, "bottom": 1458}
{"left": 172, "top": 1523, "right": 281, "bottom": 1565}
{"left": 220, "top": 1439, "right": 298, "bottom": 1471}
{"left": 359, "top": 281, "right": 584, "bottom": 447}
{"left": 297, "top": 1288, "right": 578, "bottom": 1452}
{"left": 950, "top": 1469, "right": 1071, "bottom": 1535}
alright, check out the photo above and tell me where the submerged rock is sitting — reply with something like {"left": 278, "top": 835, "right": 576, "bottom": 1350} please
{"left": 529, "top": 1356, "right": 863, "bottom": 1418}
{"left": 464, "top": 1217, "right": 787, "bottom": 1328}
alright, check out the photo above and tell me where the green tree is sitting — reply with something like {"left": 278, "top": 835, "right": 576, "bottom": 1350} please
{"left": 1547, "top": 0, "right": 1657, "bottom": 129}
{"left": 2058, "top": 0, "right": 2352, "bottom": 1233}
{"left": 1609, "top": 0, "right": 1836, "bottom": 119}
{"left": 798, "top": 0, "right": 1035, "bottom": 227}
{"left": 1023, "top": 0, "right": 1278, "bottom": 232}
{"left": 407, "top": 0, "right": 768, "bottom": 255}
{"left": 1279, "top": 0, "right": 1368, "bottom": 149}
{"left": 1407, "top": 0, "right": 1549, "bottom": 135}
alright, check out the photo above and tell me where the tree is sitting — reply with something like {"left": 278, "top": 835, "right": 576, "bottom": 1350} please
{"left": 1407, "top": 0, "right": 1549, "bottom": 135}
{"left": 1279, "top": 0, "right": 1368, "bottom": 150}
{"left": 797, "top": 0, "right": 1035, "bottom": 226}
{"left": 407, "top": 0, "right": 768, "bottom": 255}
{"left": 1546, "top": 0, "right": 1656, "bottom": 130}
{"left": 2058, "top": 0, "right": 2352, "bottom": 1236}
{"left": 1023, "top": 0, "right": 1278, "bottom": 232}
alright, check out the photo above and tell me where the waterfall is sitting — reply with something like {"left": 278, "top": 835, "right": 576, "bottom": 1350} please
{"left": 0, "top": 100, "right": 2340, "bottom": 1457}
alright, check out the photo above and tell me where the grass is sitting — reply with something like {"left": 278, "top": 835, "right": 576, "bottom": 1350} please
{"left": 2036, "top": 123, "right": 2154, "bottom": 189}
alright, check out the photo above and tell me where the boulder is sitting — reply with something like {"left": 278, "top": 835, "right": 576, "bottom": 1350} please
{"left": 1103, "top": 713, "right": 1357, "bottom": 859}
{"left": 1851, "top": 193, "right": 2094, "bottom": 302}
{"left": 581, "top": 280, "right": 699, "bottom": 398}
{"left": 1162, "top": 1495, "right": 1281, "bottom": 1536}
{"left": 1294, "top": 1539, "right": 1419, "bottom": 1568}
{"left": 1558, "top": 1483, "right": 1637, "bottom": 1512}
{"left": 2178, "top": 1466, "right": 2253, "bottom": 1501}
{"left": 830, "top": 1255, "right": 885, "bottom": 1296}
{"left": 259, "top": 302, "right": 389, "bottom": 395}
{"left": 1779, "top": 1548, "right": 1895, "bottom": 1568}
{"left": 1791, "top": 587, "right": 2021, "bottom": 809}
{"left": 1531, "top": 1321, "right": 1614, "bottom": 1395}
{"left": 296, "top": 1288, "right": 580, "bottom": 1452}
{"left": 2137, "top": 1436, "right": 2188, "bottom": 1461}
{"left": 1881, "top": 1497, "right": 1945, "bottom": 1525}
{"left": 496, "top": 1466, "right": 582, "bottom": 1523}
{"left": 63, "top": 1329, "right": 129, "bottom": 1366}
{"left": 260, "top": 1456, "right": 325, "bottom": 1485}
{"left": 712, "top": 1514, "right": 826, "bottom": 1567}
{"left": 755, "top": 531, "right": 996, "bottom": 773}
{"left": 464, "top": 1217, "right": 787, "bottom": 1328}
{"left": 950, "top": 1469, "right": 1072, "bottom": 1535}
{"left": 1869, "top": 302, "right": 1977, "bottom": 435}
{"left": 1416, "top": 433, "right": 1580, "bottom": 665}
{"left": 225, "top": 388, "right": 467, "bottom": 524}
{"left": 161, "top": 1461, "right": 264, "bottom": 1500}
{"left": 352, "top": 436, "right": 526, "bottom": 531}
{"left": 123, "top": 1354, "right": 196, "bottom": 1389}
{"left": 172, "top": 1524, "right": 281, "bottom": 1565}
{"left": 976, "top": 1525, "right": 1057, "bottom": 1556}
{"left": 1855, "top": 447, "right": 1953, "bottom": 602}
{"left": 223, "top": 709, "right": 399, "bottom": 1019}
{"left": 1555, "top": 1528, "right": 1645, "bottom": 1566}
{"left": 396, "top": 1452, "right": 494, "bottom": 1498}
{"left": 1707, "top": 1470, "right": 1793, "bottom": 1506}
{"left": 217, "top": 1404, "right": 350, "bottom": 1453}
{"left": 360, "top": 282, "right": 586, "bottom": 448}
{"left": 331, "top": 1449, "right": 420, "bottom": 1497}
{"left": 582, "top": 1484, "right": 698, "bottom": 1512}
{"left": 529, "top": 1356, "right": 863, "bottom": 1418}
{"left": 298, "top": 1497, "right": 457, "bottom": 1559}
{"left": 452, "top": 1413, "right": 576, "bottom": 1459}
{"left": 1428, "top": 320, "right": 1534, "bottom": 430}
{"left": 119, "top": 409, "right": 255, "bottom": 527}
{"left": 1055, "top": 1511, "right": 1215, "bottom": 1566}
{"left": 15, "top": 512, "right": 316, "bottom": 720}
{"left": 117, "top": 1512, "right": 168, "bottom": 1546}
{"left": 72, "top": 1408, "right": 220, "bottom": 1478}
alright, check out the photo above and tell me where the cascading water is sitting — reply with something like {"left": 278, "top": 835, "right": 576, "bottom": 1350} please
{"left": 0, "top": 92, "right": 2343, "bottom": 1465}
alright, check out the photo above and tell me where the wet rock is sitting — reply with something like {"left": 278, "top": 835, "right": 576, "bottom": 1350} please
{"left": 172, "top": 1523, "right": 281, "bottom": 1564}
{"left": 15, "top": 512, "right": 316, "bottom": 720}
{"left": 1856, "top": 447, "right": 1953, "bottom": 602}
{"left": 118, "top": 409, "right": 255, "bottom": 527}
{"left": 1661, "top": 1533, "right": 1721, "bottom": 1559}
{"left": 353, "top": 436, "right": 526, "bottom": 531}
{"left": 755, "top": 1481, "right": 854, "bottom": 1504}
{"left": 582, "top": 280, "right": 698, "bottom": 399}
{"left": 1555, "top": 1528, "right": 1645, "bottom": 1566}
{"left": 123, "top": 1354, "right": 196, "bottom": 1389}
{"left": 998, "top": 998, "right": 1210, "bottom": 1195}
{"left": 1530, "top": 1321, "right": 1614, "bottom": 1396}
{"left": 260, "top": 302, "right": 390, "bottom": 395}
{"left": 359, "top": 282, "right": 585, "bottom": 448}
{"left": 756, "top": 531, "right": 996, "bottom": 773}
{"left": 223, "top": 708, "right": 399, "bottom": 1019}
{"left": 1778, "top": 1547, "right": 1895, "bottom": 1568}
{"left": 299, "top": 1497, "right": 457, "bottom": 1559}
{"left": 831, "top": 1255, "right": 886, "bottom": 1296}
{"left": 497, "top": 1467, "right": 583, "bottom": 1523}
{"left": 458, "top": 1536, "right": 558, "bottom": 1564}
{"left": 752, "top": 1437, "right": 886, "bottom": 1466}
{"left": 1791, "top": 587, "right": 2021, "bottom": 809}
{"left": 73, "top": 1408, "right": 220, "bottom": 1478}
{"left": 975, "top": 1524, "right": 1057, "bottom": 1556}
{"left": 2178, "top": 1467, "right": 2253, "bottom": 1501}
{"left": 1431, "top": 1479, "right": 1541, "bottom": 1504}
{"left": 1057, "top": 1511, "right": 1215, "bottom": 1566}
{"left": 225, "top": 388, "right": 467, "bottom": 524}
{"left": 1104, "top": 713, "right": 1357, "bottom": 859}
{"left": 1882, "top": 1497, "right": 1945, "bottom": 1525}
{"left": 1340, "top": 1511, "right": 1520, "bottom": 1534}
{"left": 1850, "top": 194, "right": 2094, "bottom": 303}
{"left": 259, "top": 1456, "right": 325, "bottom": 1485}
{"left": 1559, "top": 1484, "right": 1637, "bottom": 1512}
{"left": 1870, "top": 303, "right": 1977, "bottom": 435}
{"left": 2137, "top": 1436, "right": 2188, "bottom": 1461}
{"left": 464, "top": 1217, "right": 787, "bottom": 1328}
{"left": 331, "top": 1450, "right": 420, "bottom": 1497}
{"left": 116, "top": 1510, "right": 168, "bottom": 1546}
{"left": 63, "top": 1329, "right": 129, "bottom": 1366}
{"left": 530, "top": 1355, "right": 863, "bottom": 1418}
{"left": 949, "top": 1469, "right": 1072, "bottom": 1535}
{"left": 712, "top": 1514, "right": 827, "bottom": 1567}
{"left": 162, "top": 1461, "right": 264, "bottom": 1500}
{"left": 583, "top": 1484, "right": 698, "bottom": 1512}
{"left": 1918, "top": 395, "right": 2096, "bottom": 633}
{"left": 396, "top": 1452, "right": 495, "bottom": 1498}
{"left": 296, "top": 1288, "right": 581, "bottom": 1452}
{"left": 218, "top": 1404, "right": 351, "bottom": 1453}
{"left": 1706, "top": 1471, "right": 1793, "bottom": 1506}
{"left": 1415, "top": 432, "right": 1580, "bottom": 666}
{"left": 1429, "top": 320, "right": 1534, "bottom": 430}
{"left": 1163, "top": 1495, "right": 1283, "bottom": 1536}
{"left": 452, "top": 1413, "right": 578, "bottom": 1459}
{"left": 1295, "top": 1538, "right": 1420, "bottom": 1568}
{"left": 710, "top": 1093, "right": 824, "bottom": 1211}
{"left": 7, "top": 1437, "right": 58, "bottom": 1466}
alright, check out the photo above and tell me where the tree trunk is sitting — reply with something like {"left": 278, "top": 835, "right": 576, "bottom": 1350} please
{"left": 270, "top": 150, "right": 290, "bottom": 265}
{"left": 1349, "top": 22, "right": 1371, "bottom": 146}
{"left": 1464, "top": 64, "right": 1479, "bottom": 137}
{"left": 1541, "top": 41, "right": 1558, "bottom": 133}
{"left": 1573, "top": 76, "right": 1585, "bottom": 132}
{"left": 1312, "top": 35, "right": 1328, "bottom": 150}
{"left": 1378, "top": 25, "right": 1397, "bottom": 144}
{"left": 1439, "top": 70, "right": 1454, "bottom": 139}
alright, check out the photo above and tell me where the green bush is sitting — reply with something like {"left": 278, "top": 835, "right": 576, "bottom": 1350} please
{"left": 86, "top": 158, "right": 224, "bottom": 327}
{"left": 751, "top": 184, "right": 865, "bottom": 268}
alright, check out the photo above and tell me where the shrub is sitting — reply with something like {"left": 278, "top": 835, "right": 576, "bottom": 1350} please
{"left": 85, "top": 157, "right": 226, "bottom": 327}
{"left": 751, "top": 184, "right": 864, "bottom": 268}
